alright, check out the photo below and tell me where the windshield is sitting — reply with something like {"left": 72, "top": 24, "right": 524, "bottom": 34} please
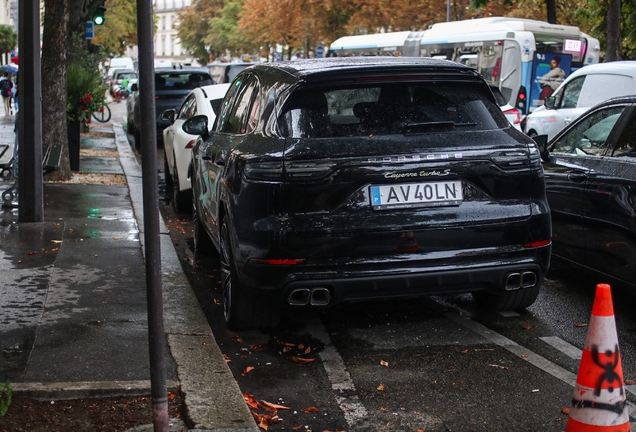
{"left": 279, "top": 81, "right": 508, "bottom": 138}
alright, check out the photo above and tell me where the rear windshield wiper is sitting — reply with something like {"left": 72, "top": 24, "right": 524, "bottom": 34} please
{"left": 400, "top": 121, "right": 458, "bottom": 134}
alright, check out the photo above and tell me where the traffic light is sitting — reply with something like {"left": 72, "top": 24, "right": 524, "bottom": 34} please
{"left": 93, "top": 5, "right": 106, "bottom": 25}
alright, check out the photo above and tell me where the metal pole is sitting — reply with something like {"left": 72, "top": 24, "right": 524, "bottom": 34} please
{"left": 446, "top": 0, "right": 451, "bottom": 22}
{"left": 136, "top": 0, "right": 169, "bottom": 429}
{"left": 18, "top": 0, "right": 43, "bottom": 222}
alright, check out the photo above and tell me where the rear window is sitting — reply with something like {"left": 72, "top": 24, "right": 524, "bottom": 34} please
{"left": 155, "top": 72, "right": 213, "bottom": 91}
{"left": 279, "top": 81, "right": 508, "bottom": 138}
{"left": 117, "top": 72, "right": 137, "bottom": 80}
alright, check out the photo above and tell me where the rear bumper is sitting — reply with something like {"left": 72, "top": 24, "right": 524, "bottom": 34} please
{"left": 238, "top": 244, "right": 551, "bottom": 306}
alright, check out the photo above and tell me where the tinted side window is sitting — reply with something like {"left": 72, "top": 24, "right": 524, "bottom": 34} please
{"left": 552, "top": 106, "right": 626, "bottom": 156}
{"left": 217, "top": 76, "right": 258, "bottom": 134}
{"left": 612, "top": 109, "right": 636, "bottom": 157}
{"left": 178, "top": 94, "right": 196, "bottom": 120}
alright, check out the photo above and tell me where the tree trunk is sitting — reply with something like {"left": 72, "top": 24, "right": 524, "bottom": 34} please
{"left": 545, "top": 0, "right": 557, "bottom": 23}
{"left": 41, "top": 0, "right": 71, "bottom": 181}
{"left": 606, "top": 0, "right": 621, "bottom": 61}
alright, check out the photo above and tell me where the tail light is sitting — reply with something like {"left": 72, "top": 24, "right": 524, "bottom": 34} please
{"left": 516, "top": 86, "right": 527, "bottom": 113}
{"left": 503, "top": 107, "right": 521, "bottom": 125}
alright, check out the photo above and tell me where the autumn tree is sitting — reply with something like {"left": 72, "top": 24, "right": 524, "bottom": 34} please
{"left": 177, "top": 0, "right": 225, "bottom": 65}
{"left": 0, "top": 25, "right": 17, "bottom": 63}
{"left": 206, "top": 0, "right": 252, "bottom": 59}
{"left": 92, "top": 0, "right": 139, "bottom": 57}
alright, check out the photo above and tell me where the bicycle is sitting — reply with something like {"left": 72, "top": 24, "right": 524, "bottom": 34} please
{"left": 92, "top": 103, "right": 112, "bottom": 123}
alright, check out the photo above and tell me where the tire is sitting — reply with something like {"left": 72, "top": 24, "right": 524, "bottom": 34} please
{"left": 192, "top": 199, "right": 215, "bottom": 255}
{"left": 92, "top": 104, "right": 111, "bottom": 123}
{"left": 220, "top": 217, "right": 280, "bottom": 330}
{"left": 172, "top": 160, "right": 191, "bottom": 213}
{"left": 472, "top": 284, "right": 541, "bottom": 311}
{"left": 527, "top": 129, "right": 538, "bottom": 138}
{"left": 163, "top": 153, "right": 173, "bottom": 188}
{"left": 127, "top": 118, "right": 134, "bottom": 135}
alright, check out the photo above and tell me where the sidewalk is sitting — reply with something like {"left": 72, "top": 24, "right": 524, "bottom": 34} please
{"left": 0, "top": 106, "right": 257, "bottom": 431}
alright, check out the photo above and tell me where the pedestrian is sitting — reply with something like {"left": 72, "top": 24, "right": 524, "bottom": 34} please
{"left": 539, "top": 56, "right": 565, "bottom": 100}
{"left": 12, "top": 77, "right": 18, "bottom": 112}
{"left": 1, "top": 72, "right": 14, "bottom": 116}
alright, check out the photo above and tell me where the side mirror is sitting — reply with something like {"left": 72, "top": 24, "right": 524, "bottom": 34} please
{"left": 131, "top": 83, "right": 138, "bottom": 92}
{"left": 532, "top": 134, "right": 550, "bottom": 161}
{"left": 544, "top": 96, "right": 556, "bottom": 110}
{"left": 160, "top": 109, "right": 175, "bottom": 124}
{"left": 183, "top": 115, "right": 209, "bottom": 140}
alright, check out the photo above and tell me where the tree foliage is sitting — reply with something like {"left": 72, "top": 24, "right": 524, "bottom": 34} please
{"left": 0, "top": 25, "right": 17, "bottom": 56}
{"left": 177, "top": 0, "right": 224, "bottom": 65}
{"left": 92, "top": 0, "right": 139, "bottom": 56}
{"left": 206, "top": 0, "right": 252, "bottom": 59}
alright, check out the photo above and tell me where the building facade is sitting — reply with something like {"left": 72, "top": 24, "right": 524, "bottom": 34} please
{"left": 126, "top": 0, "right": 200, "bottom": 67}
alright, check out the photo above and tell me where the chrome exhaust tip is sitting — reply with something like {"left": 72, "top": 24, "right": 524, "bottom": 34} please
{"left": 521, "top": 271, "right": 537, "bottom": 288}
{"left": 288, "top": 288, "right": 310, "bottom": 306}
{"left": 505, "top": 272, "right": 522, "bottom": 290}
{"left": 310, "top": 288, "right": 331, "bottom": 306}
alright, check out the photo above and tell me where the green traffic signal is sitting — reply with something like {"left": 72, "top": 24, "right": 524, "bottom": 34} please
{"left": 93, "top": 6, "right": 106, "bottom": 25}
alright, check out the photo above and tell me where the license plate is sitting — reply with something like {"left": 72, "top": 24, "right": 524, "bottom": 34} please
{"left": 370, "top": 180, "right": 463, "bottom": 210}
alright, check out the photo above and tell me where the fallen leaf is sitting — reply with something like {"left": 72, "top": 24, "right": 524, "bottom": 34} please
{"left": 521, "top": 354, "right": 528, "bottom": 359}
{"left": 573, "top": 323, "right": 588, "bottom": 327}
{"left": 94, "top": 254, "right": 99, "bottom": 258}
{"left": 242, "top": 366, "right": 255, "bottom": 376}
{"left": 460, "top": 349, "right": 468, "bottom": 354}
{"left": 304, "top": 346, "right": 312, "bottom": 355}
{"left": 301, "top": 406, "right": 319, "bottom": 413}
{"left": 292, "top": 425, "right": 304, "bottom": 431}
{"left": 243, "top": 392, "right": 260, "bottom": 410}
{"left": 521, "top": 324, "right": 532, "bottom": 330}
{"left": 232, "top": 336, "right": 243, "bottom": 343}
{"left": 283, "top": 347, "right": 292, "bottom": 353}
{"left": 625, "top": 379, "right": 636, "bottom": 385}
{"left": 278, "top": 341, "right": 296, "bottom": 347}
{"left": 252, "top": 412, "right": 278, "bottom": 431}
{"left": 168, "top": 392, "right": 176, "bottom": 400}
{"left": 380, "top": 360, "right": 389, "bottom": 367}
{"left": 289, "top": 356, "right": 316, "bottom": 364}
{"left": 298, "top": 344, "right": 305, "bottom": 350}
{"left": 260, "top": 400, "right": 291, "bottom": 411}
{"left": 250, "top": 344, "right": 265, "bottom": 352}
{"left": 27, "top": 251, "right": 37, "bottom": 255}
{"left": 377, "top": 383, "right": 385, "bottom": 391}
{"left": 213, "top": 299, "right": 220, "bottom": 305}
{"left": 51, "top": 240, "right": 63, "bottom": 244}
{"left": 561, "top": 407, "right": 571, "bottom": 415}
{"left": 380, "top": 407, "right": 388, "bottom": 411}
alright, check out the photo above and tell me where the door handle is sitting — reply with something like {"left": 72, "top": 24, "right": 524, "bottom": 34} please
{"left": 568, "top": 171, "right": 588, "bottom": 182}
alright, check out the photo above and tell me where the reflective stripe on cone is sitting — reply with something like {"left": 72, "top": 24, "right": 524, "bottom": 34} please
{"left": 566, "top": 284, "right": 630, "bottom": 432}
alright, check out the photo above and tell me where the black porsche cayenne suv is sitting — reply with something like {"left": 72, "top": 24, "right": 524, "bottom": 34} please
{"left": 187, "top": 57, "right": 552, "bottom": 330}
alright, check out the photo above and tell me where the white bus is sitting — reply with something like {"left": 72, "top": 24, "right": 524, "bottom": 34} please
{"left": 329, "top": 17, "right": 601, "bottom": 116}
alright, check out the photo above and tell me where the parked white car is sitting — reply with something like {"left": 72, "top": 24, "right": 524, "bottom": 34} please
{"left": 524, "top": 61, "right": 636, "bottom": 140}
{"left": 161, "top": 83, "right": 231, "bottom": 212}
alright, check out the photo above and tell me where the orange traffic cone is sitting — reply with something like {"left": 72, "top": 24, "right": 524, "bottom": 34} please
{"left": 566, "top": 283, "right": 630, "bottom": 431}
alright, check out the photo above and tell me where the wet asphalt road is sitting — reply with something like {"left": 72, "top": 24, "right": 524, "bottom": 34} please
{"left": 113, "top": 99, "right": 636, "bottom": 431}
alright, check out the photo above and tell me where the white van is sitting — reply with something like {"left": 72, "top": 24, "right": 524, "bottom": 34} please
{"left": 107, "top": 57, "right": 135, "bottom": 82}
{"left": 525, "top": 61, "right": 636, "bottom": 140}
